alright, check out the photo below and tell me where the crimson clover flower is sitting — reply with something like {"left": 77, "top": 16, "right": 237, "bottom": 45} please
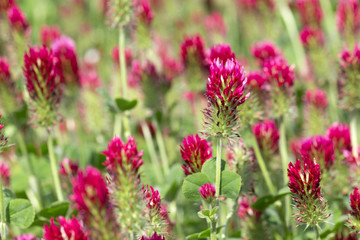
{"left": 296, "top": 0, "right": 323, "bottom": 28}
{"left": 0, "top": 57, "right": 10, "bottom": 85}
{"left": 143, "top": 185, "right": 161, "bottom": 214}
{"left": 59, "top": 157, "right": 79, "bottom": 176}
{"left": 51, "top": 36, "right": 80, "bottom": 85}
{"left": 252, "top": 120, "right": 279, "bottom": 155}
{"left": 208, "top": 44, "right": 236, "bottom": 63}
{"left": 40, "top": 25, "right": 61, "bottom": 47}
{"left": 43, "top": 217, "right": 88, "bottom": 240}
{"left": 326, "top": 122, "right": 351, "bottom": 153}
{"left": 0, "top": 162, "right": 10, "bottom": 187}
{"left": 237, "top": 195, "right": 260, "bottom": 219}
{"left": 300, "top": 27, "right": 325, "bottom": 48}
{"left": 299, "top": 136, "right": 335, "bottom": 169}
{"left": 7, "top": 4, "right": 29, "bottom": 34}
{"left": 199, "top": 183, "right": 216, "bottom": 202}
{"left": 250, "top": 41, "right": 282, "bottom": 66}
{"left": 247, "top": 71, "right": 266, "bottom": 90}
{"left": 348, "top": 187, "right": 360, "bottom": 232}
{"left": 336, "top": 0, "right": 360, "bottom": 38}
{"left": 304, "top": 89, "right": 328, "bottom": 111}
{"left": 23, "top": 45, "right": 62, "bottom": 127}
{"left": 134, "top": 0, "right": 154, "bottom": 26}
{"left": 180, "top": 134, "right": 212, "bottom": 175}
{"left": 303, "top": 89, "right": 328, "bottom": 135}
{"left": 14, "top": 234, "right": 36, "bottom": 240}
{"left": 180, "top": 34, "right": 207, "bottom": 68}
{"left": 140, "top": 232, "right": 165, "bottom": 240}
{"left": 204, "top": 12, "right": 227, "bottom": 36}
{"left": 203, "top": 58, "right": 249, "bottom": 139}
{"left": 288, "top": 156, "right": 330, "bottom": 226}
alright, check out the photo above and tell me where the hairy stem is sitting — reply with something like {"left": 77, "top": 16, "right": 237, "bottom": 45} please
{"left": 47, "top": 132, "right": 64, "bottom": 201}
{"left": 215, "top": 137, "right": 222, "bottom": 198}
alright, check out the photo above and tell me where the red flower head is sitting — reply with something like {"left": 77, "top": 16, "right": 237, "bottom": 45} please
{"left": 51, "top": 36, "right": 80, "bottom": 84}
{"left": 0, "top": 161, "right": 10, "bottom": 187}
{"left": 140, "top": 232, "right": 165, "bottom": 240}
{"left": 59, "top": 157, "right": 79, "bottom": 176}
{"left": 247, "top": 71, "right": 266, "bottom": 90}
{"left": 250, "top": 41, "right": 282, "bottom": 65}
{"left": 134, "top": 0, "right": 154, "bottom": 26}
{"left": 180, "top": 35, "right": 206, "bottom": 67}
{"left": 237, "top": 195, "right": 260, "bottom": 219}
{"left": 204, "top": 12, "right": 227, "bottom": 35}
{"left": 128, "top": 60, "right": 142, "bottom": 88}
{"left": 208, "top": 44, "right": 236, "bottom": 63}
{"left": 336, "top": 0, "right": 360, "bottom": 35}
{"left": 252, "top": 120, "right": 279, "bottom": 153}
{"left": 296, "top": 0, "right": 323, "bottom": 28}
{"left": 43, "top": 216, "right": 88, "bottom": 240}
{"left": 70, "top": 166, "right": 109, "bottom": 213}
{"left": 199, "top": 183, "right": 216, "bottom": 202}
{"left": 204, "top": 58, "right": 249, "bottom": 138}
{"left": 299, "top": 136, "right": 335, "bottom": 169}
{"left": 142, "top": 184, "right": 161, "bottom": 213}
{"left": 102, "top": 136, "right": 144, "bottom": 177}
{"left": 79, "top": 69, "right": 102, "bottom": 90}
{"left": 14, "top": 234, "right": 37, "bottom": 240}
{"left": 300, "top": 27, "right": 325, "bottom": 48}
{"left": 304, "top": 89, "right": 328, "bottom": 110}
{"left": 263, "top": 56, "right": 295, "bottom": 88}
{"left": 111, "top": 46, "right": 132, "bottom": 67}
{"left": 0, "top": 57, "right": 10, "bottom": 84}
{"left": 7, "top": 5, "right": 29, "bottom": 34}
{"left": 180, "top": 134, "right": 212, "bottom": 175}
{"left": 23, "top": 45, "right": 62, "bottom": 126}
{"left": 339, "top": 44, "right": 360, "bottom": 70}
{"left": 348, "top": 187, "right": 360, "bottom": 231}
{"left": 326, "top": 122, "right": 351, "bottom": 152}
{"left": 40, "top": 25, "right": 61, "bottom": 47}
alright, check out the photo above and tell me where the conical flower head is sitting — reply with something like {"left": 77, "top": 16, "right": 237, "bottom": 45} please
{"left": 23, "top": 45, "right": 62, "bottom": 127}
{"left": 102, "top": 136, "right": 144, "bottom": 177}
{"left": 199, "top": 183, "right": 216, "bottom": 202}
{"left": 326, "top": 122, "right": 351, "bottom": 152}
{"left": 180, "top": 35, "right": 206, "bottom": 68}
{"left": 299, "top": 136, "right": 335, "bottom": 169}
{"left": 40, "top": 25, "right": 61, "bottom": 47}
{"left": 252, "top": 120, "right": 279, "bottom": 154}
{"left": 180, "top": 134, "right": 212, "bottom": 175}
{"left": 208, "top": 44, "right": 236, "bottom": 63}
{"left": 142, "top": 185, "right": 161, "bottom": 214}
{"left": 70, "top": 166, "right": 109, "bottom": 213}
{"left": 140, "top": 232, "right": 165, "bottom": 240}
{"left": 134, "top": 0, "right": 154, "bottom": 26}
{"left": 250, "top": 41, "right": 282, "bottom": 65}
{"left": 296, "top": 0, "right": 323, "bottom": 28}
{"left": 348, "top": 187, "right": 360, "bottom": 232}
{"left": 0, "top": 57, "right": 10, "bottom": 84}
{"left": 288, "top": 156, "right": 330, "bottom": 225}
{"left": 43, "top": 217, "right": 88, "bottom": 240}
{"left": 203, "top": 58, "right": 249, "bottom": 138}
{"left": 263, "top": 56, "right": 295, "bottom": 88}
{"left": 300, "top": 27, "right": 324, "bottom": 48}
{"left": 336, "top": 0, "right": 360, "bottom": 37}
{"left": 7, "top": 5, "right": 29, "bottom": 34}
{"left": 304, "top": 89, "right": 328, "bottom": 110}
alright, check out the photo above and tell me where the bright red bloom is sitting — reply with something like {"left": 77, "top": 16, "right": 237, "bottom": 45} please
{"left": 204, "top": 12, "right": 227, "bottom": 35}
{"left": 262, "top": 56, "right": 295, "bottom": 87}
{"left": 326, "top": 122, "right": 351, "bottom": 152}
{"left": 140, "top": 232, "right": 165, "bottom": 240}
{"left": 250, "top": 41, "right": 282, "bottom": 64}
{"left": 180, "top": 35, "right": 206, "bottom": 67}
{"left": 237, "top": 195, "right": 259, "bottom": 219}
{"left": 180, "top": 134, "right": 212, "bottom": 175}
{"left": 23, "top": 45, "right": 62, "bottom": 105}
{"left": 14, "top": 234, "right": 37, "bottom": 240}
{"left": 143, "top": 185, "right": 161, "bottom": 212}
{"left": 43, "top": 217, "right": 88, "bottom": 240}
{"left": 288, "top": 156, "right": 321, "bottom": 202}
{"left": 111, "top": 46, "right": 132, "bottom": 67}
{"left": 304, "top": 89, "right": 328, "bottom": 110}
{"left": 296, "top": 0, "right": 323, "bottom": 27}
{"left": 70, "top": 166, "right": 109, "bottom": 213}
{"left": 339, "top": 44, "right": 360, "bottom": 70}
{"left": 134, "top": 0, "right": 154, "bottom": 26}
{"left": 299, "top": 136, "right": 335, "bottom": 169}
{"left": 300, "top": 27, "right": 324, "bottom": 48}
{"left": 0, "top": 161, "right": 10, "bottom": 187}
{"left": 252, "top": 120, "right": 279, "bottom": 153}
{"left": 51, "top": 36, "right": 80, "bottom": 84}
{"left": 336, "top": 0, "right": 360, "bottom": 35}
{"left": 0, "top": 57, "right": 10, "bottom": 84}
{"left": 199, "top": 183, "right": 216, "bottom": 201}
{"left": 128, "top": 60, "right": 142, "bottom": 88}
{"left": 102, "top": 136, "right": 144, "bottom": 176}
{"left": 350, "top": 187, "right": 360, "bottom": 218}
{"left": 40, "top": 25, "right": 61, "bottom": 47}
{"left": 7, "top": 5, "right": 29, "bottom": 34}
{"left": 208, "top": 44, "right": 236, "bottom": 63}
{"left": 59, "top": 157, "right": 79, "bottom": 176}
{"left": 247, "top": 70, "right": 266, "bottom": 90}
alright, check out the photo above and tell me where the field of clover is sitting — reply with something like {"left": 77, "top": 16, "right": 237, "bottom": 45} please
{"left": 3, "top": 0, "right": 360, "bottom": 239}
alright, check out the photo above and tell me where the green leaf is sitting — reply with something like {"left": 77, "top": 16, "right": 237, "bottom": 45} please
{"left": 164, "top": 164, "right": 184, "bottom": 201}
{"left": 220, "top": 171, "right": 242, "bottom": 199}
{"left": 7, "top": 199, "right": 35, "bottom": 228}
{"left": 97, "top": 87, "right": 118, "bottom": 113}
{"left": 2, "top": 188, "right": 14, "bottom": 211}
{"left": 38, "top": 201, "right": 70, "bottom": 220}
{"left": 182, "top": 173, "right": 211, "bottom": 201}
{"left": 115, "top": 98, "right": 138, "bottom": 111}
{"left": 186, "top": 226, "right": 225, "bottom": 239}
{"left": 201, "top": 157, "right": 229, "bottom": 184}
{"left": 252, "top": 191, "right": 291, "bottom": 211}
{"left": 197, "top": 209, "right": 210, "bottom": 219}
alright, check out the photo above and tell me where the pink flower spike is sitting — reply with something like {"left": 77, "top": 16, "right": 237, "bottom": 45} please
{"left": 208, "top": 44, "right": 236, "bottom": 63}
{"left": 252, "top": 120, "right": 279, "bottom": 153}
{"left": 7, "top": 5, "right": 29, "bottom": 34}
{"left": 40, "top": 25, "right": 61, "bottom": 47}
{"left": 43, "top": 216, "right": 88, "bottom": 240}
{"left": 296, "top": 0, "right": 323, "bottom": 27}
{"left": 304, "top": 89, "right": 328, "bottom": 110}
{"left": 180, "top": 35, "right": 206, "bottom": 67}
{"left": 326, "top": 122, "right": 351, "bottom": 152}
{"left": 262, "top": 56, "right": 295, "bottom": 87}
{"left": 140, "top": 232, "right": 165, "bottom": 240}
{"left": 199, "top": 183, "right": 216, "bottom": 202}
{"left": 142, "top": 184, "right": 161, "bottom": 212}
{"left": 250, "top": 41, "right": 282, "bottom": 65}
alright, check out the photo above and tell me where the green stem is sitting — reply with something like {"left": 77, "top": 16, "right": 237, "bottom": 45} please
{"left": 279, "top": 118, "right": 291, "bottom": 232}
{"left": 47, "top": 132, "right": 64, "bottom": 201}
{"left": 215, "top": 138, "right": 222, "bottom": 198}
{"left": 113, "top": 113, "right": 122, "bottom": 137}
{"left": 252, "top": 133, "right": 276, "bottom": 195}
{"left": 278, "top": 2, "right": 308, "bottom": 77}
{"left": 0, "top": 178, "right": 6, "bottom": 240}
{"left": 140, "top": 121, "right": 163, "bottom": 183}
{"left": 314, "top": 225, "right": 320, "bottom": 240}
{"left": 351, "top": 114, "right": 358, "bottom": 158}
{"left": 153, "top": 118, "right": 170, "bottom": 176}
{"left": 119, "top": 27, "right": 127, "bottom": 98}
